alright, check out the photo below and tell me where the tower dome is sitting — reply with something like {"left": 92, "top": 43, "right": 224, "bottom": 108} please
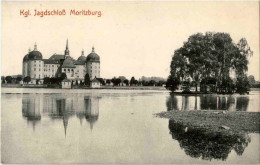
{"left": 86, "top": 47, "right": 100, "bottom": 62}
{"left": 28, "top": 43, "right": 42, "bottom": 60}
{"left": 23, "top": 54, "right": 29, "bottom": 62}
{"left": 77, "top": 49, "right": 87, "bottom": 61}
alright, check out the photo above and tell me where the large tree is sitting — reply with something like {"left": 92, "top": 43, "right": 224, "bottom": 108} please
{"left": 168, "top": 32, "right": 253, "bottom": 93}
{"left": 23, "top": 76, "right": 31, "bottom": 84}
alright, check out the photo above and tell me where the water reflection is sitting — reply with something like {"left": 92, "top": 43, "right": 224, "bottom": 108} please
{"left": 22, "top": 95, "right": 42, "bottom": 130}
{"left": 22, "top": 94, "right": 100, "bottom": 135}
{"left": 168, "top": 120, "right": 251, "bottom": 161}
{"left": 167, "top": 94, "right": 250, "bottom": 111}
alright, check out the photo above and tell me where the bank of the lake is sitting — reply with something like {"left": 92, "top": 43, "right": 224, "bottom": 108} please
{"left": 156, "top": 110, "right": 260, "bottom": 135}
{"left": 1, "top": 84, "right": 167, "bottom": 90}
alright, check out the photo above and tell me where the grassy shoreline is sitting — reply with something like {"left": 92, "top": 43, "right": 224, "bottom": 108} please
{"left": 155, "top": 110, "right": 260, "bottom": 135}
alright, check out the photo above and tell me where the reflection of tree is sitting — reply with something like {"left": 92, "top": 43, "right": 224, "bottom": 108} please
{"left": 236, "top": 97, "right": 249, "bottom": 111}
{"left": 166, "top": 95, "right": 179, "bottom": 111}
{"left": 200, "top": 96, "right": 217, "bottom": 110}
{"left": 168, "top": 120, "right": 251, "bottom": 161}
{"left": 22, "top": 95, "right": 42, "bottom": 131}
{"left": 166, "top": 95, "right": 249, "bottom": 111}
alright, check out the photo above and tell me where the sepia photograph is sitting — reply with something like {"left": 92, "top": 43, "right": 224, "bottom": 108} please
{"left": 1, "top": 1, "right": 259, "bottom": 164}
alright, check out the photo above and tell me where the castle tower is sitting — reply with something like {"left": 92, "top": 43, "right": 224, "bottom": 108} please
{"left": 64, "top": 39, "right": 70, "bottom": 58}
{"left": 86, "top": 46, "right": 100, "bottom": 80}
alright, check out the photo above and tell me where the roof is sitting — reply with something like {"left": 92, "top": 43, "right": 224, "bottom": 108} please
{"left": 43, "top": 59, "right": 60, "bottom": 64}
{"left": 91, "top": 77, "right": 100, "bottom": 83}
{"left": 86, "top": 47, "right": 100, "bottom": 62}
{"left": 62, "top": 79, "right": 71, "bottom": 82}
{"left": 74, "top": 60, "right": 85, "bottom": 65}
{"left": 61, "top": 57, "right": 76, "bottom": 68}
{"left": 28, "top": 50, "right": 43, "bottom": 60}
{"left": 23, "top": 54, "right": 29, "bottom": 62}
{"left": 77, "top": 55, "right": 87, "bottom": 62}
{"left": 49, "top": 54, "right": 65, "bottom": 61}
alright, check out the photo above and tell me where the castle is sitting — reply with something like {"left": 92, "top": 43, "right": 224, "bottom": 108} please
{"left": 22, "top": 40, "right": 100, "bottom": 85}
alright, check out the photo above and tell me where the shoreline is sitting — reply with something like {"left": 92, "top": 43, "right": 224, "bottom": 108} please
{"left": 155, "top": 110, "right": 260, "bottom": 135}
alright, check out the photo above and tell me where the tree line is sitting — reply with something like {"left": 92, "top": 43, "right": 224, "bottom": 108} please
{"left": 166, "top": 32, "right": 253, "bottom": 94}
{"left": 2, "top": 73, "right": 166, "bottom": 87}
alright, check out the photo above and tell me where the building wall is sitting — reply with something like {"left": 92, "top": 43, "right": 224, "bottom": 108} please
{"left": 27, "top": 60, "right": 44, "bottom": 79}
{"left": 61, "top": 81, "right": 71, "bottom": 89}
{"left": 23, "top": 62, "right": 28, "bottom": 77}
{"left": 91, "top": 81, "right": 100, "bottom": 88}
{"left": 86, "top": 62, "right": 100, "bottom": 80}
{"left": 61, "top": 68, "right": 75, "bottom": 79}
{"left": 75, "top": 65, "right": 86, "bottom": 80}
{"left": 44, "top": 64, "right": 59, "bottom": 78}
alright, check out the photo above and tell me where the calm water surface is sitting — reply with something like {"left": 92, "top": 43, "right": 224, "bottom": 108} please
{"left": 1, "top": 88, "right": 259, "bottom": 164}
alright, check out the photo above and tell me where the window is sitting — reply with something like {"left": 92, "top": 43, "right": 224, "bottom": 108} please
{"left": 52, "top": 65, "right": 54, "bottom": 67}
{"left": 34, "top": 68, "right": 36, "bottom": 71}
{"left": 39, "top": 75, "right": 40, "bottom": 78}
{"left": 64, "top": 69, "right": 66, "bottom": 72}
{"left": 39, "top": 69, "right": 41, "bottom": 71}
{"left": 34, "top": 74, "right": 36, "bottom": 78}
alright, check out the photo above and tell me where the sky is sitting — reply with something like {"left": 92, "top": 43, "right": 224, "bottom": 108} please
{"left": 1, "top": 1, "right": 259, "bottom": 80}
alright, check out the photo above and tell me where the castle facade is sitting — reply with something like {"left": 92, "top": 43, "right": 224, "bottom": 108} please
{"left": 22, "top": 40, "right": 100, "bottom": 84}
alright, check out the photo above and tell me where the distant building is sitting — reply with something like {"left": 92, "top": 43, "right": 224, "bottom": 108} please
{"left": 22, "top": 40, "right": 101, "bottom": 86}
{"left": 61, "top": 79, "right": 72, "bottom": 89}
{"left": 91, "top": 77, "right": 101, "bottom": 88}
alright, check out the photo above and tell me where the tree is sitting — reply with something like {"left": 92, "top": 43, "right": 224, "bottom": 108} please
{"left": 2, "top": 76, "right": 5, "bottom": 84}
{"left": 148, "top": 80, "right": 156, "bottom": 86}
{"left": 43, "top": 77, "right": 50, "bottom": 84}
{"left": 168, "top": 32, "right": 253, "bottom": 93}
{"left": 111, "top": 77, "right": 117, "bottom": 86}
{"left": 84, "top": 73, "right": 91, "bottom": 86}
{"left": 98, "top": 78, "right": 105, "bottom": 86}
{"left": 23, "top": 76, "right": 31, "bottom": 84}
{"left": 123, "top": 79, "right": 129, "bottom": 86}
{"left": 50, "top": 77, "right": 58, "bottom": 84}
{"left": 60, "top": 72, "right": 67, "bottom": 81}
{"left": 248, "top": 75, "right": 255, "bottom": 86}
{"left": 5, "top": 76, "right": 12, "bottom": 84}
{"left": 116, "top": 78, "right": 121, "bottom": 86}
{"left": 106, "top": 79, "right": 111, "bottom": 84}
{"left": 166, "top": 75, "right": 180, "bottom": 91}
{"left": 16, "top": 76, "right": 23, "bottom": 83}
{"left": 130, "top": 77, "right": 136, "bottom": 86}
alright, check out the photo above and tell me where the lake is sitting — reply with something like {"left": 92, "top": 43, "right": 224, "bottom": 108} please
{"left": 1, "top": 88, "right": 259, "bottom": 164}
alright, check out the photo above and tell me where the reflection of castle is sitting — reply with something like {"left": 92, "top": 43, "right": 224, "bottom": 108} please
{"left": 84, "top": 96, "right": 99, "bottom": 130}
{"left": 168, "top": 120, "right": 251, "bottom": 161}
{"left": 22, "top": 94, "right": 43, "bottom": 131}
{"left": 21, "top": 94, "right": 100, "bottom": 135}
{"left": 166, "top": 95, "right": 249, "bottom": 111}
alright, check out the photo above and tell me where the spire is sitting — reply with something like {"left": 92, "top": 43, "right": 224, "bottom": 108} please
{"left": 65, "top": 39, "right": 70, "bottom": 56}
{"left": 28, "top": 48, "right": 31, "bottom": 53}
{"left": 66, "top": 39, "right": 69, "bottom": 49}
{"left": 92, "top": 46, "right": 95, "bottom": 53}
{"left": 63, "top": 116, "right": 68, "bottom": 137}
{"left": 81, "top": 49, "right": 84, "bottom": 56}
{"left": 34, "top": 42, "right": 37, "bottom": 51}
